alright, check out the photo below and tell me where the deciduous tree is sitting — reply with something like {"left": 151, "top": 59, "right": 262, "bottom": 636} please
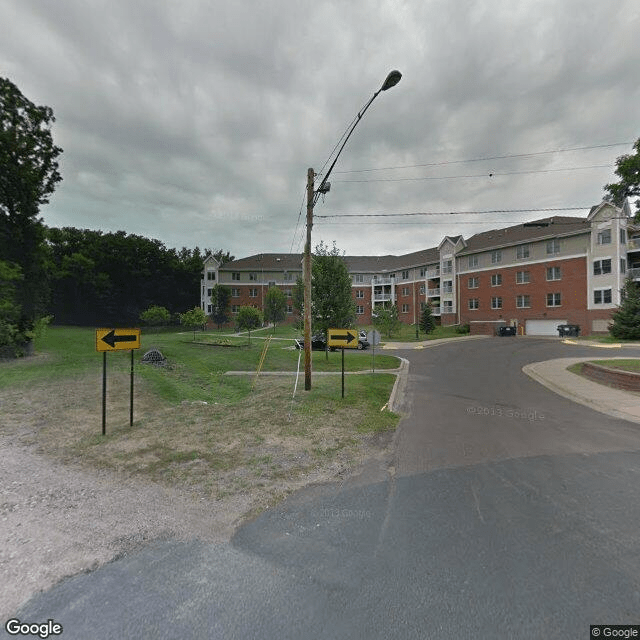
{"left": 237, "top": 306, "right": 263, "bottom": 345}
{"left": 0, "top": 77, "right": 62, "bottom": 335}
{"left": 209, "top": 284, "right": 231, "bottom": 329}
{"left": 605, "top": 138, "right": 640, "bottom": 215}
{"left": 263, "top": 286, "right": 287, "bottom": 329}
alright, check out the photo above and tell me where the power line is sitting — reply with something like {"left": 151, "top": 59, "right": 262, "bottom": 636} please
{"left": 333, "top": 142, "right": 633, "bottom": 174}
{"left": 333, "top": 164, "right": 613, "bottom": 183}
{"left": 316, "top": 207, "right": 592, "bottom": 219}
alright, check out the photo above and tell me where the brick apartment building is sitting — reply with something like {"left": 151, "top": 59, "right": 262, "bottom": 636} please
{"left": 201, "top": 199, "right": 638, "bottom": 336}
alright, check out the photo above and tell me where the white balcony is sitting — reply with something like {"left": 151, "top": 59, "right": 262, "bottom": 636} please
{"left": 427, "top": 288, "right": 440, "bottom": 297}
{"left": 374, "top": 293, "right": 394, "bottom": 301}
{"left": 372, "top": 277, "right": 394, "bottom": 285}
{"left": 628, "top": 267, "right": 640, "bottom": 280}
{"left": 425, "top": 269, "right": 440, "bottom": 279}
{"left": 627, "top": 238, "right": 640, "bottom": 251}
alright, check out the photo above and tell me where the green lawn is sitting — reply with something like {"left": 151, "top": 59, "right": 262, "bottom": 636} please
{"left": 358, "top": 322, "right": 469, "bottom": 343}
{"left": 1, "top": 325, "right": 401, "bottom": 504}
{"left": 1, "top": 326, "right": 400, "bottom": 404}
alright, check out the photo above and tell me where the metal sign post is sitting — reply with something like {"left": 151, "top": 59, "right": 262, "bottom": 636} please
{"left": 367, "top": 330, "right": 381, "bottom": 374}
{"left": 96, "top": 328, "right": 141, "bottom": 434}
{"left": 342, "top": 348, "right": 345, "bottom": 398}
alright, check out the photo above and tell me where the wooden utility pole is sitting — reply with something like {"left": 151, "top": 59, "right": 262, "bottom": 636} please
{"left": 304, "top": 167, "right": 314, "bottom": 390}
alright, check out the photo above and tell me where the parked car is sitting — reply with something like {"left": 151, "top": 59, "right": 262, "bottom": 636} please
{"left": 295, "top": 330, "right": 370, "bottom": 350}
{"left": 294, "top": 334, "right": 331, "bottom": 351}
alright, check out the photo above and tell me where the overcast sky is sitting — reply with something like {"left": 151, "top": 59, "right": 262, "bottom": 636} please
{"left": 1, "top": 0, "right": 638, "bottom": 260}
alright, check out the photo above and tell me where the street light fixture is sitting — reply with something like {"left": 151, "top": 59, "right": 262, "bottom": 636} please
{"left": 303, "top": 70, "right": 402, "bottom": 390}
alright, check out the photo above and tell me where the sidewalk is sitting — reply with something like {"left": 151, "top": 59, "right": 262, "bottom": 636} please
{"left": 523, "top": 357, "right": 640, "bottom": 425}
{"left": 380, "top": 334, "right": 489, "bottom": 350}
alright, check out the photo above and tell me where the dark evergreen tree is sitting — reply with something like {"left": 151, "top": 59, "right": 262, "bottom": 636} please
{"left": 209, "top": 284, "right": 231, "bottom": 328}
{"left": 420, "top": 302, "right": 436, "bottom": 334}
{"left": 609, "top": 278, "right": 640, "bottom": 339}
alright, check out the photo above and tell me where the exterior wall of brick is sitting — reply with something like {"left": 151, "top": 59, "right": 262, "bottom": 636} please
{"left": 457, "top": 257, "right": 610, "bottom": 335}
{"left": 581, "top": 361, "right": 640, "bottom": 391}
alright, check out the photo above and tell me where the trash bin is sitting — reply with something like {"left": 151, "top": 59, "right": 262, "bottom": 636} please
{"left": 498, "top": 326, "right": 516, "bottom": 336}
{"left": 557, "top": 324, "right": 580, "bottom": 337}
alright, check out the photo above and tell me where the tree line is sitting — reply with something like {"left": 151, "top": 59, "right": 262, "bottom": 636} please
{"left": 45, "top": 227, "right": 232, "bottom": 326}
{"left": 1, "top": 74, "right": 639, "bottom": 355}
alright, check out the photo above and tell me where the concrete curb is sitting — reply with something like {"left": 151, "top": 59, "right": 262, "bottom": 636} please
{"left": 388, "top": 357, "right": 410, "bottom": 414}
{"left": 523, "top": 357, "right": 640, "bottom": 425}
{"left": 381, "top": 335, "right": 489, "bottom": 350}
{"left": 224, "top": 369, "right": 401, "bottom": 376}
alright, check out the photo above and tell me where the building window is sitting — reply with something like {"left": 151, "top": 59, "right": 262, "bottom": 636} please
{"left": 207, "top": 272, "right": 215, "bottom": 280}
{"left": 443, "top": 301, "right": 453, "bottom": 312}
{"left": 516, "top": 244, "right": 530, "bottom": 260}
{"left": 249, "top": 288, "right": 258, "bottom": 297}
{"left": 491, "top": 274, "right": 502, "bottom": 286}
{"left": 516, "top": 270, "right": 530, "bottom": 284}
{"left": 621, "top": 258, "right": 627, "bottom": 274}
{"left": 400, "top": 287, "right": 407, "bottom": 296}
{"left": 516, "top": 295, "right": 531, "bottom": 308}
{"left": 402, "top": 304, "right": 409, "bottom": 313}
{"left": 354, "top": 274, "right": 364, "bottom": 283}
{"left": 442, "top": 260, "right": 453, "bottom": 274}
{"left": 402, "top": 270, "right": 409, "bottom": 280}
{"left": 356, "top": 305, "right": 364, "bottom": 315}
{"left": 491, "top": 250, "right": 502, "bottom": 264}
{"left": 443, "top": 280, "right": 453, "bottom": 293}
{"left": 597, "top": 229, "right": 612, "bottom": 245}
{"left": 594, "top": 289, "right": 612, "bottom": 304}
{"left": 231, "top": 305, "right": 239, "bottom": 313}
{"left": 284, "top": 272, "right": 293, "bottom": 281}
{"left": 546, "top": 239, "right": 560, "bottom": 255}
{"left": 468, "top": 255, "right": 479, "bottom": 268}
{"left": 419, "top": 268, "right": 426, "bottom": 277}
{"left": 620, "top": 228, "right": 627, "bottom": 244}
{"left": 468, "top": 277, "right": 479, "bottom": 289}
{"left": 593, "top": 259, "right": 612, "bottom": 275}
{"left": 207, "top": 304, "right": 212, "bottom": 313}
{"left": 232, "top": 272, "right": 241, "bottom": 281}
{"left": 249, "top": 272, "right": 258, "bottom": 281}
{"left": 546, "top": 293, "right": 562, "bottom": 307}
{"left": 468, "top": 298, "right": 479, "bottom": 310}
{"left": 231, "top": 288, "right": 240, "bottom": 297}
{"left": 356, "top": 290, "right": 364, "bottom": 298}
{"left": 287, "top": 305, "right": 293, "bottom": 314}
{"left": 419, "top": 285, "right": 425, "bottom": 295}
{"left": 491, "top": 297, "right": 502, "bottom": 309}
{"left": 546, "top": 267, "right": 561, "bottom": 281}
{"left": 207, "top": 288, "right": 212, "bottom": 297}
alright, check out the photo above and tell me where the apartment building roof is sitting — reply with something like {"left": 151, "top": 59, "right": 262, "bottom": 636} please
{"left": 223, "top": 253, "right": 304, "bottom": 271}
{"left": 219, "top": 214, "right": 605, "bottom": 274}
{"left": 457, "top": 216, "right": 591, "bottom": 255}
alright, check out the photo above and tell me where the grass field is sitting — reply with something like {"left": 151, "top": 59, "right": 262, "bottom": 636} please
{"left": 1, "top": 326, "right": 402, "bottom": 512}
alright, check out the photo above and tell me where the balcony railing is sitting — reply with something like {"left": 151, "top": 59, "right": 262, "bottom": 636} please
{"left": 425, "top": 269, "right": 440, "bottom": 278}
{"left": 628, "top": 267, "right": 640, "bottom": 280}
{"left": 372, "top": 277, "right": 394, "bottom": 285}
{"left": 627, "top": 238, "right": 640, "bottom": 251}
{"left": 442, "top": 287, "right": 453, "bottom": 294}
{"left": 373, "top": 293, "right": 394, "bottom": 301}
{"left": 427, "top": 288, "right": 440, "bottom": 297}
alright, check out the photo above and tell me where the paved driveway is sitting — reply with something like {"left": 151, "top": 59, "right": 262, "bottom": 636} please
{"left": 7, "top": 338, "right": 640, "bottom": 639}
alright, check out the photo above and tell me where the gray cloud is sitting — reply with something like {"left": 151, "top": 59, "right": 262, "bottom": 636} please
{"left": 1, "top": 0, "right": 638, "bottom": 258}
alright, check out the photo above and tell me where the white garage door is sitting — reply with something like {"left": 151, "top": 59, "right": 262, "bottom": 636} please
{"left": 525, "top": 319, "right": 567, "bottom": 336}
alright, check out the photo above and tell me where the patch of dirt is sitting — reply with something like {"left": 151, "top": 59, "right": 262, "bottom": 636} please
{"left": 0, "top": 373, "right": 397, "bottom": 617}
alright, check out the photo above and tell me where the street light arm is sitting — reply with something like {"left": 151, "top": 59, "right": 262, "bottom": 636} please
{"left": 315, "top": 90, "right": 381, "bottom": 203}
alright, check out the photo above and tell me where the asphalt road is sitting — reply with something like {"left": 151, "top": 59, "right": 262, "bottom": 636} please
{"left": 5, "top": 338, "right": 640, "bottom": 639}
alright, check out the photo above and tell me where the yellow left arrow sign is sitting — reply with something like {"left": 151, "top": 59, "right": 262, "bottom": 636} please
{"left": 96, "top": 328, "right": 141, "bottom": 352}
